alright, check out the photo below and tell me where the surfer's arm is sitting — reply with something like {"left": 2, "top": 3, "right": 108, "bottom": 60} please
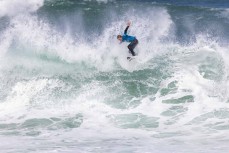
{"left": 124, "top": 21, "right": 131, "bottom": 34}
{"left": 124, "top": 26, "right": 129, "bottom": 35}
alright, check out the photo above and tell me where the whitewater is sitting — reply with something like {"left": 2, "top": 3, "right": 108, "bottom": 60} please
{"left": 1, "top": 0, "right": 229, "bottom": 152}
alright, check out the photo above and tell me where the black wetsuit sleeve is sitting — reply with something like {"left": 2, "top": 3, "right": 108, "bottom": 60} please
{"left": 124, "top": 26, "right": 129, "bottom": 35}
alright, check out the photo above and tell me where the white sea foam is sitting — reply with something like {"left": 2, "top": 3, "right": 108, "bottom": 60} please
{"left": 0, "top": 0, "right": 44, "bottom": 18}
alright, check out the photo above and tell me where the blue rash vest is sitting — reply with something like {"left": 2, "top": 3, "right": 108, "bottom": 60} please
{"left": 122, "top": 26, "right": 136, "bottom": 43}
{"left": 122, "top": 34, "right": 136, "bottom": 43}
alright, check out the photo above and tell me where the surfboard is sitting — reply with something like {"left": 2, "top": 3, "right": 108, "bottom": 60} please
{"left": 127, "top": 57, "right": 135, "bottom": 61}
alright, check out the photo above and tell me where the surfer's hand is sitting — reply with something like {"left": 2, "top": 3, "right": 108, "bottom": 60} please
{"left": 127, "top": 21, "right": 131, "bottom": 26}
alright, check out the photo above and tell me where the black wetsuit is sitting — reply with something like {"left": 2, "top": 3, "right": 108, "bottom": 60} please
{"left": 122, "top": 26, "right": 138, "bottom": 56}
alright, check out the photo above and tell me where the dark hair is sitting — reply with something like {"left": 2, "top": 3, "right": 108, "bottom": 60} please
{"left": 117, "top": 35, "right": 122, "bottom": 39}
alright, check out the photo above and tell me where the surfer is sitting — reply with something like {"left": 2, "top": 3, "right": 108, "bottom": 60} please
{"left": 117, "top": 21, "right": 138, "bottom": 59}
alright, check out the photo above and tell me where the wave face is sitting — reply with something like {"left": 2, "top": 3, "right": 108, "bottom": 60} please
{"left": 1, "top": 0, "right": 229, "bottom": 152}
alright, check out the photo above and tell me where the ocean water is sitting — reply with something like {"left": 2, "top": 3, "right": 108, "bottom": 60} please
{"left": 0, "top": 0, "right": 229, "bottom": 152}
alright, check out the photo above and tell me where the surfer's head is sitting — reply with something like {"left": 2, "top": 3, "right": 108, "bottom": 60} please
{"left": 117, "top": 35, "right": 122, "bottom": 41}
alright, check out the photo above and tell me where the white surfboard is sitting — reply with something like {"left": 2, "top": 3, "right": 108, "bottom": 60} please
{"left": 127, "top": 56, "right": 135, "bottom": 61}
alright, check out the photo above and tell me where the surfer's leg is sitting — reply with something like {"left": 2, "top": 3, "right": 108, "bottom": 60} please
{"left": 128, "top": 45, "right": 136, "bottom": 56}
{"left": 128, "top": 39, "right": 138, "bottom": 56}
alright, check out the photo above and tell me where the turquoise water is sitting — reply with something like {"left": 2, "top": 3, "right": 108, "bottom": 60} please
{"left": 1, "top": 0, "right": 229, "bottom": 152}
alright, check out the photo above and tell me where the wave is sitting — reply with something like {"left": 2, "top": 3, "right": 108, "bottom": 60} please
{"left": 0, "top": 6, "right": 173, "bottom": 71}
{"left": 1, "top": 1, "right": 229, "bottom": 152}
